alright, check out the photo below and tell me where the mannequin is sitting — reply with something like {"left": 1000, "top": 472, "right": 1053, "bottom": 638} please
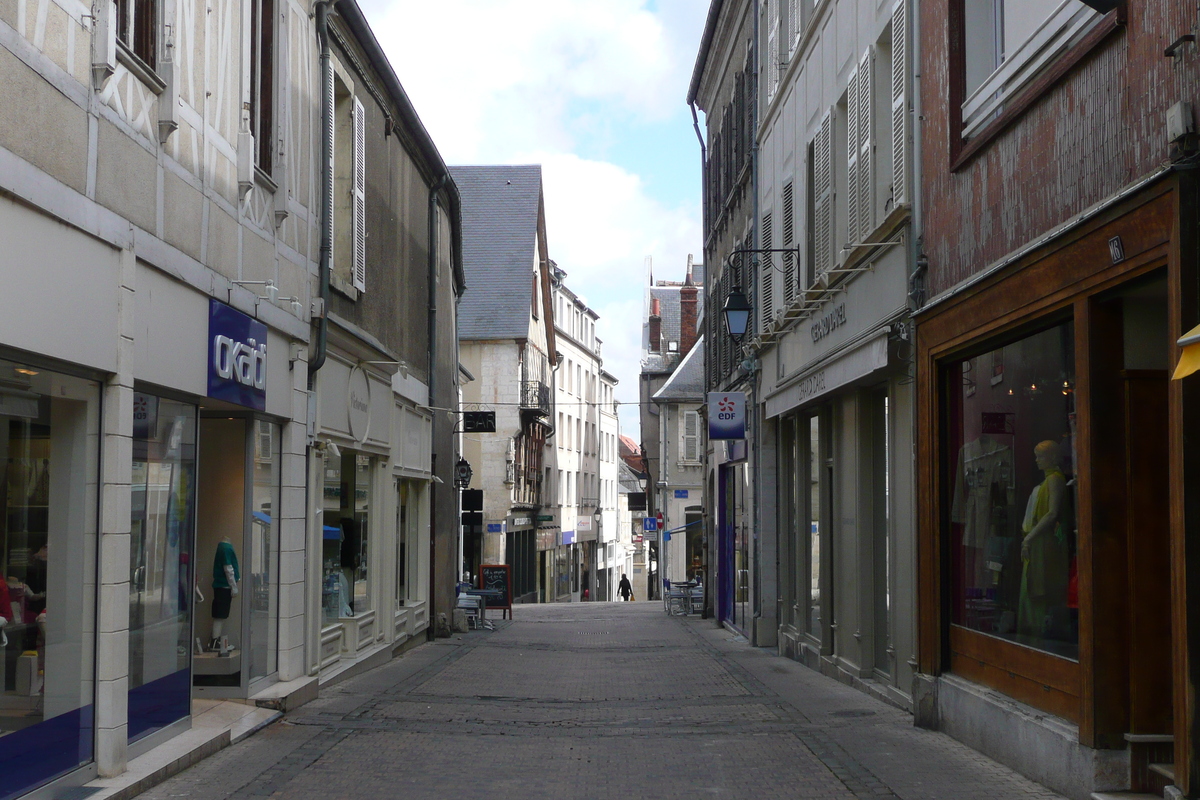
{"left": 210, "top": 536, "right": 240, "bottom": 651}
{"left": 1018, "top": 440, "right": 1069, "bottom": 639}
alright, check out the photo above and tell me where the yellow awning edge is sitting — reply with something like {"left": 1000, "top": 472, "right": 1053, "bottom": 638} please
{"left": 1173, "top": 323, "right": 1200, "bottom": 380}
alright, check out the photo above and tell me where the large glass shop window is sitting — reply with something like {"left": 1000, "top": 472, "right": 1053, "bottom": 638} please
{"left": 321, "top": 450, "right": 370, "bottom": 622}
{"left": 947, "top": 322, "right": 1078, "bottom": 660}
{"left": 248, "top": 421, "right": 279, "bottom": 682}
{"left": 0, "top": 361, "right": 99, "bottom": 797}
{"left": 129, "top": 396, "right": 197, "bottom": 741}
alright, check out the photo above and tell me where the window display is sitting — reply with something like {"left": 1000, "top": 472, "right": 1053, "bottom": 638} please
{"left": 129, "top": 396, "right": 197, "bottom": 740}
{"left": 248, "top": 421, "right": 279, "bottom": 682}
{"left": 322, "top": 450, "right": 370, "bottom": 622}
{"left": 0, "top": 360, "right": 99, "bottom": 795}
{"left": 947, "top": 322, "right": 1078, "bottom": 659}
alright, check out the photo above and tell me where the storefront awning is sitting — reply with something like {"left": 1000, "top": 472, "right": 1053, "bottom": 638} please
{"left": 1173, "top": 323, "right": 1200, "bottom": 379}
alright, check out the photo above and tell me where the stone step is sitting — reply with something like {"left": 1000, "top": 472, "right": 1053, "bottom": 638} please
{"left": 1090, "top": 793, "right": 1163, "bottom": 800}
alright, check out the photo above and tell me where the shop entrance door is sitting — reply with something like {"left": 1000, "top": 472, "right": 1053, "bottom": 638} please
{"left": 193, "top": 416, "right": 280, "bottom": 697}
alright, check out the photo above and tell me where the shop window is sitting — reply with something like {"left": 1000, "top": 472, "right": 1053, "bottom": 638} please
{"left": 248, "top": 420, "right": 280, "bottom": 682}
{"left": 396, "top": 480, "right": 420, "bottom": 605}
{"left": 946, "top": 321, "right": 1078, "bottom": 659}
{"left": 322, "top": 450, "right": 372, "bottom": 621}
{"left": 0, "top": 361, "right": 99, "bottom": 794}
{"left": 806, "top": 414, "right": 822, "bottom": 640}
{"left": 129, "top": 396, "right": 197, "bottom": 741}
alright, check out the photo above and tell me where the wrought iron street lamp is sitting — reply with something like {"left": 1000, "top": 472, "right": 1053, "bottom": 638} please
{"left": 722, "top": 287, "right": 751, "bottom": 341}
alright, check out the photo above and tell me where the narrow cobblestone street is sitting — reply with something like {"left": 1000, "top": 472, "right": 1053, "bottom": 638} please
{"left": 138, "top": 603, "right": 1065, "bottom": 800}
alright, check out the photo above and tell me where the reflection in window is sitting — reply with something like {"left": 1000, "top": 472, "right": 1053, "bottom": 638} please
{"left": 321, "top": 450, "right": 371, "bottom": 621}
{"left": 808, "top": 415, "right": 822, "bottom": 639}
{"left": 248, "top": 421, "right": 279, "bottom": 681}
{"left": 0, "top": 362, "right": 99, "bottom": 794}
{"left": 129, "top": 396, "right": 196, "bottom": 741}
{"left": 947, "top": 322, "right": 1078, "bottom": 659}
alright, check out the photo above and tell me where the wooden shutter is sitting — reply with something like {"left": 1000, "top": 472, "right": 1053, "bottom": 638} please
{"left": 813, "top": 111, "right": 833, "bottom": 283}
{"left": 782, "top": 182, "right": 795, "bottom": 305}
{"left": 324, "top": 65, "right": 335, "bottom": 265}
{"left": 683, "top": 411, "right": 700, "bottom": 462}
{"left": 857, "top": 48, "right": 874, "bottom": 239}
{"left": 788, "top": 0, "right": 799, "bottom": 49}
{"left": 891, "top": 0, "right": 908, "bottom": 207}
{"left": 845, "top": 62, "right": 860, "bottom": 246}
{"left": 352, "top": 96, "right": 366, "bottom": 293}
{"left": 761, "top": 212, "right": 774, "bottom": 333}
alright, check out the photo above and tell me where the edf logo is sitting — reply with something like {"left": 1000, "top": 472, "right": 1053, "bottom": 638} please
{"left": 717, "top": 396, "right": 736, "bottom": 420}
{"left": 707, "top": 391, "right": 746, "bottom": 440}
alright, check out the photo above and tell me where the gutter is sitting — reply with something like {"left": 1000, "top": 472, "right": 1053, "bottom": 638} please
{"left": 687, "top": 0, "right": 727, "bottom": 105}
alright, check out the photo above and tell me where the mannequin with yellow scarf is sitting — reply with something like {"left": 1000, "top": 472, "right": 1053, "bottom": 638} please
{"left": 1018, "top": 440, "right": 1069, "bottom": 639}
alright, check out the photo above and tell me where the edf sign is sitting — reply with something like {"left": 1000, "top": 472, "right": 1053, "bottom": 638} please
{"left": 707, "top": 392, "right": 746, "bottom": 440}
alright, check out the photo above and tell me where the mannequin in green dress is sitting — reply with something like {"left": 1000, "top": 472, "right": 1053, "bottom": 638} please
{"left": 1018, "top": 440, "right": 1068, "bottom": 639}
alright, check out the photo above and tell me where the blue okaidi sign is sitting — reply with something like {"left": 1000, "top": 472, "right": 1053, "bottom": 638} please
{"left": 208, "top": 300, "right": 267, "bottom": 411}
{"left": 707, "top": 392, "right": 746, "bottom": 440}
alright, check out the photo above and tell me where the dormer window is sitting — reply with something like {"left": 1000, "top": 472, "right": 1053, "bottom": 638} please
{"left": 668, "top": 341, "right": 679, "bottom": 352}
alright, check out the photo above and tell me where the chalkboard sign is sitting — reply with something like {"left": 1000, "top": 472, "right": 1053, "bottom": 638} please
{"left": 479, "top": 564, "right": 512, "bottom": 619}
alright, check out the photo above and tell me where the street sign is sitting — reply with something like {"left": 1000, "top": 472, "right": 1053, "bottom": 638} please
{"left": 674, "top": 489, "right": 689, "bottom": 498}
{"left": 707, "top": 391, "right": 746, "bottom": 440}
{"left": 643, "top": 517, "right": 658, "bottom": 532}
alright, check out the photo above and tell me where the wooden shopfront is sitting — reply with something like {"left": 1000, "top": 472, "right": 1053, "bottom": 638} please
{"left": 915, "top": 175, "right": 1200, "bottom": 793}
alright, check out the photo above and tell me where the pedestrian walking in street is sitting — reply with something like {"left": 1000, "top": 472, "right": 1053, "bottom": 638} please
{"left": 618, "top": 573, "right": 633, "bottom": 601}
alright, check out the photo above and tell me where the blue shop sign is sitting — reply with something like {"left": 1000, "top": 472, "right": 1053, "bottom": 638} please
{"left": 208, "top": 300, "right": 267, "bottom": 411}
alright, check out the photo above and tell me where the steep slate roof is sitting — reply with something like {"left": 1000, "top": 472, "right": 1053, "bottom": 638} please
{"left": 642, "top": 280, "right": 705, "bottom": 375}
{"left": 652, "top": 335, "right": 705, "bottom": 402}
{"left": 450, "top": 165, "right": 544, "bottom": 341}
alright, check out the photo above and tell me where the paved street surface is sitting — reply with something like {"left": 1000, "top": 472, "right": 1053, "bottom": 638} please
{"left": 138, "top": 602, "right": 1064, "bottom": 800}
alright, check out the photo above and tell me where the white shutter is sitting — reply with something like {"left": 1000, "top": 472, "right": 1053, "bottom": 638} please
{"left": 683, "top": 411, "right": 699, "bottom": 462}
{"left": 857, "top": 48, "right": 874, "bottom": 239}
{"left": 813, "top": 111, "right": 833, "bottom": 283}
{"left": 782, "top": 182, "right": 795, "bottom": 305}
{"left": 352, "top": 95, "right": 366, "bottom": 293}
{"left": 766, "top": 0, "right": 779, "bottom": 101}
{"left": 845, "top": 62, "right": 860, "bottom": 247}
{"left": 891, "top": 0, "right": 908, "bottom": 207}
{"left": 761, "top": 212, "right": 774, "bottom": 332}
{"left": 788, "top": 0, "right": 800, "bottom": 52}
{"left": 324, "top": 65, "right": 335, "bottom": 265}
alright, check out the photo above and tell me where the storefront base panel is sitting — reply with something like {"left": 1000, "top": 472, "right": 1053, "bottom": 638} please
{"left": 931, "top": 674, "right": 1129, "bottom": 800}
{"left": 779, "top": 628, "right": 912, "bottom": 713}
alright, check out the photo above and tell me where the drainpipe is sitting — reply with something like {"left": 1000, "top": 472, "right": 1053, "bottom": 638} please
{"left": 427, "top": 172, "right": 448, "bottom": 638}
{"left": 309, "top": 0, "right": 334, "bottom": 387}
{"left": 906, "top": 0, "right": 925, "bottom": 690}
{"left": 305, "top": 0, "right": 334, "bottom": 677}
{"left": 750, "top": 0, "right": 764, "bottom": 645}
{"left": 689, "top": 100, "right": 714, "bottom": 620}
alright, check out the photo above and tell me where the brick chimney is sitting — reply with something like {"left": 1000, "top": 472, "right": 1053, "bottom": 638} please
{"left": 648, "top": 297, "right": 662, "bottom": 352}
{"left": 680, "top": 261, "right": 698, "bottom": 356}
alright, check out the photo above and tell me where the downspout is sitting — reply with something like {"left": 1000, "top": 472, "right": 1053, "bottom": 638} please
{"left": 305, "top": 0, "right": 335, "bottom": 678}
{"left": 689, "top": 100, "right": 712, "bottom": 619}
{"left": 906, "top": 0, "right": 924, "bottom": 685}
{"left": 427, "top": 172, "right": 448, "bottom": 638}
{"left": 750, "top": 0, "right": 764, "bottom": 644}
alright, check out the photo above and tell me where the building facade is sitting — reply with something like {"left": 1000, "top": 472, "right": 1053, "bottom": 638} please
{"left": 453, "top": 165, "right": 557, "bottom": 605}
{"left": 916, "top": 1, "right": 1200, "bottom": 798}
{"left": 639, "top": 260, "right": 705, "bottom": 601}
{"left": 0, "top": 0, "right": 461, "bottom": 791}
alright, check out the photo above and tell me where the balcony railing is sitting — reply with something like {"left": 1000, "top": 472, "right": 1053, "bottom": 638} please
{"left": 520, "top": 380, "right": 551, "bottom": 417}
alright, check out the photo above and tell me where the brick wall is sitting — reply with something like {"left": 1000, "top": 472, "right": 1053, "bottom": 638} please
{"left": 920, "top": 1, "right": 1200, "bottom": 297}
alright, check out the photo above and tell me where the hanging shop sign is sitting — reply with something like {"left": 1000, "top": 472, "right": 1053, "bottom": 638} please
{"left": 347, "top": 366, "right": 371, "bottom": 441}
{"left": 707, "top": 392, "right": 746, "bottom": 440}
{"left": 208, "top": 300, "right": 267, "bottom": 410}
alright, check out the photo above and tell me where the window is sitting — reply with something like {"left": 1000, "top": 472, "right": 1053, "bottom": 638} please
{"left": 531, "top": 273, "right": 539, "bottom": 320}
{"left": 115, "top": 0, "right": 156, "bottom": 68}
{"left": 946, "top": 321, "right": 1077, "bottom": 660}
{"left": 0, "top": 361, "right": 100, "bottom": 792}
{"left": 250, "top": 0, "right": 275, "bottom": 172}
{"left": 764, "top": 0, "right": 780, "bottom": 103}
{"left": 960, "top": 0, "right": 1098, "bottom": 138}
{"left": 682, "top": 410, "right": 700, "bottom": 463}
{"left": 782, "top": 182, "right": 795, "bottom": 306}
{"left": 333, "top": 71, "right": 366, "bottom": 295}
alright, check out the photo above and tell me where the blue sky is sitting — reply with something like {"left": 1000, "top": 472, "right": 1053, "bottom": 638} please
{"left": 364, "top": 0, "right": 710, "bottom": 438}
